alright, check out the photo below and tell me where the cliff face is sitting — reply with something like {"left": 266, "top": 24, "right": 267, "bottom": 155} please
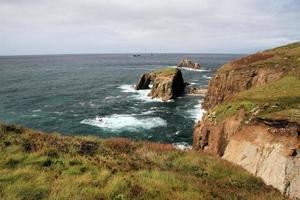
{"left": 194, "top": 42, "right": 300, "bottom": 199}
{"left": 203, "top": 42, "right": 300, "bottom": 109}
{"left": 136, "top": 68, "right": 185, "bottom": 101}
{"left": 223, "top": 124, "right": 300, "bottom": 198}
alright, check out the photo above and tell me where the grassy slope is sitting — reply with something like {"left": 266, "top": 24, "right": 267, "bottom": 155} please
{"left": 210, "top": 42, "right": 300, "bottom": 123}
{"left": 0, "top": 124, "right": 285, "bottom": 200}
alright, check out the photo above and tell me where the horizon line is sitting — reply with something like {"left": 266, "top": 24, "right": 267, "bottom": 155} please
{"left": 0, "top": 52, "right": 248, "bottom": 57}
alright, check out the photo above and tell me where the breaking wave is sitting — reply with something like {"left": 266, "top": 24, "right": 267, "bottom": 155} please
{"left": 118, "top": 84, "right": 166, "bottom": 102}
{"left": 80, "top": 114, "right": 167, "bottom": 132}
{"left": 187, "top": 101, "right": 205, "bottom": 122}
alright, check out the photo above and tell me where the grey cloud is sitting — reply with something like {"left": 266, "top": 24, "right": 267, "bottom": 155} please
{"left": 0, "top": 0, "right": 299, "bottom": 55}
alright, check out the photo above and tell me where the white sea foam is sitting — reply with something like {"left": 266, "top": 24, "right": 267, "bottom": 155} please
{"left": 139, "top": 110, "right": 156, "bottom": 115}
{"left": 203, "top": 75, "right": 212, "bottom": 79}
{"left": 80, "top": 114, "right": 167, "bottom": 132}
{"left": 103, "top": 95, "right": 121, "bottom": 102}
{"left": 118, "top": 84, "right": 165, "bottom": 102}
{"left": 32, "top": 109, "right": 41, "bottom": 112}
{"left": 174, "top": 131, "right": 180, "bottom": 135}
{"left": 89, "top": 101, "right": 97, "bottom": 107}
{"left": 118, "top": 84, "right": 136, "bottom": 93}
{"left": 53, "top": 111, "right": 63, "bottom": 115}
{"left": 178, "top": 67, "right": 210, "bottom": 72}
{"left": 173, "top": 142, "right": 192, "bottom": 150}
{"left": 187, "top": 101, "right": 205, "bottom": 122}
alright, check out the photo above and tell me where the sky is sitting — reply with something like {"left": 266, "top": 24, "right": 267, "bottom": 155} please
{"left": 0, "top": 0, "right": 299, "bottom": 55}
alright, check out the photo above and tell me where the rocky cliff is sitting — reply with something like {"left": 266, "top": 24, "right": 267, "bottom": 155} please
{"left": 203, "top": 42, "right": 300, "bottom": 109}
{"left": 194, "top": 42, "right": 300, "bottom": 199}
{"left": 135, "top": 68, "right": 185, "bottom": 101}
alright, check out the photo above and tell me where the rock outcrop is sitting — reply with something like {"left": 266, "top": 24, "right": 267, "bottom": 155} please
{"left": 178, "top": 58, "right": 201, "bottom": 69}
{"left": 202, "top": 42, "right": 300, "bottom": 109}
{"left": 135, "top": 68, "right": 185, "bottom": 101}
{"left": 193, "top": 42, "right": 300, "bottom": 199}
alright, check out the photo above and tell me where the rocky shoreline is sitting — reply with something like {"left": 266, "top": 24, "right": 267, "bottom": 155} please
{"left": 193, "top": 42, "right": 300, "bottom": 199}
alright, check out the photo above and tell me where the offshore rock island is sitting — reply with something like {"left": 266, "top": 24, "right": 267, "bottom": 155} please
{"left": 135, "top": 68, "right": 185, "bottom": 101}
{"left": 178, "top": 58, "right": 201, "bottom": 69}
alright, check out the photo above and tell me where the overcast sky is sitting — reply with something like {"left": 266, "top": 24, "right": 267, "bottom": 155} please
{"left": 0, "top": 0, "right": 299, "bottom": 55}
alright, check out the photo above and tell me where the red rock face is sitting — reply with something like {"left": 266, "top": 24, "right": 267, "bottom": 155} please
{"left": 193, "top": 111, "right": 245, "bottom": 156}
{"left": 202, "top": 51, "right": 292, "bottom": 109}
{"left": 193, "top": 42, "right": 300, "bottom": 199}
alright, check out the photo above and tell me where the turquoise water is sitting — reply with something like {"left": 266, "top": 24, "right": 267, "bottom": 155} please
{"left": 0, "top": 54, "right": 242, "bottom": 146}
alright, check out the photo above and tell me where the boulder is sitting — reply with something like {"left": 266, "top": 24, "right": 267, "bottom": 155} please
{"left": 178, "top": 58, "right": 200, "bottom": 69}
{"left": 135, "top": 68, "right": 185, "bottom": 101}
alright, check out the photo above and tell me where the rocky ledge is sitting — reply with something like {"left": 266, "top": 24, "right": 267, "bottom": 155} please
{"left": 135, "top": 68, "right": 185, "bottom": 101}
{"left": 178, "top": 58, "right": 201, "bottom": 69}
{"left": 194, "top": 42, "right": 300, "bottom": 199}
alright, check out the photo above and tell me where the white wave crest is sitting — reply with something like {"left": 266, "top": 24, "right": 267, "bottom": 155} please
{"left": 80, "top": 114, "right": 167, "bottom": 132}
{"left": 187, "top": 101, "right": 205, "bottom": 122}
{"left": 118, "top": 84, "right": 166, "bottom": 102}
{"left": 178, "top": 67, "right": 210, "bottom": 72}
{"left": 118, "top": 84, "right": 136, "bottom": 93}
{"left": 203, "top": 75, "right": 212, "bottom": 79}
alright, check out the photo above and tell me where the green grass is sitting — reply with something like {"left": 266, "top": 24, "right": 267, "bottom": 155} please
{"left": 152, "top": 67, "right": 178, "bottom": 77}
{"left": 210, "top": 101, "right": 256, "bottom": 122}
{"left": 235, "top": 76, "right": 300, "bottom": 103}
{"left": 210, "top": 75, "right": 300, "bottom": 123}
{"left": 0, "top": 123, "right": 285, "bottom": 200}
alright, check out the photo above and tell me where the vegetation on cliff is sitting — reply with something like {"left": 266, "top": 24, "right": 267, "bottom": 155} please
{"left": 194, "top": 42, "right": 300, "bottom": 199}
{"left": 203, "top": 41, "right": 300, "bottom": 110}
{"left": 201, "top": 42, "right": 300, "bottom": 125}
{"left": 0, "top": 123, "right": 286, "bottom": 200}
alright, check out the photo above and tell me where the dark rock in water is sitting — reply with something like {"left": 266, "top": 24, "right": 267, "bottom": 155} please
{"left": 135, "top": 68, "right": 185, "bottom": 101}
{"left": 135, "top": 73, "right": 154, "bottom": 90}
{"left": 178, "top": 58, "right": 201, "bottom": 69}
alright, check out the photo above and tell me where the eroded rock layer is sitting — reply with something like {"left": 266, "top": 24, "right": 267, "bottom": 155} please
{"left": 193, "top": 42, "right": 300, "bottom": 199}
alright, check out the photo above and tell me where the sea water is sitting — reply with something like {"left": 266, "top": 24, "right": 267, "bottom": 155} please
{"left": 0, "top": 53, "right": 242, "bottom": 147}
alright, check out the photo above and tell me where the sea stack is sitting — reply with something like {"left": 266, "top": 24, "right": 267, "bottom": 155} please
{"left": 135, "top": 68, "right": 185, "bottom": 101}
{"left": 178, "top": 58, "right": 201, "bottom": 69}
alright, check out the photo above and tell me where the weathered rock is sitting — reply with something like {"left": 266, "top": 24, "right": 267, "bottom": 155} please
{"left": 202, "top": 43, "right": 300, "bottom": 109}
{"left": 222, "top": 124, "right": 300, "bottom": 199}
{"left": 194, "top": 114, "right": 300, "bottom": 199}
{"left": 135, "top": 68, "right": 185, "bottom": 101}
{"left": 193, "top": 42, "right": 300, "bottom": 199}
{"left": 178, "top": 58, "right": 201, "bottom": 69}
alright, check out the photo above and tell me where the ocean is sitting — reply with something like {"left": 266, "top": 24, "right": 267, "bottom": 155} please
{"left": 0, "top": 53, "right": 242, "bottom": 147}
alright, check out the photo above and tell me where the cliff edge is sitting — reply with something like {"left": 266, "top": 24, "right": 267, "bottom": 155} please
{"left": 194, "top": 42, "right": 300, "bottom": 199}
